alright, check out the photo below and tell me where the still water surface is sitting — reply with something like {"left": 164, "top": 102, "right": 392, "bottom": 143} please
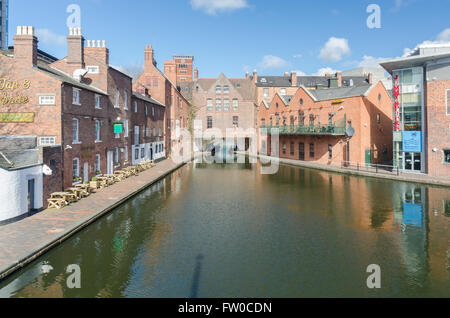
{"left": 0, "top": 158, "right": 449, "bottom": 297}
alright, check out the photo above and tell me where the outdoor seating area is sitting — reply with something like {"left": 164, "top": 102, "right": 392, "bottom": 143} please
{"left": 47, "top": 161, "right": 157, "bottom": 209}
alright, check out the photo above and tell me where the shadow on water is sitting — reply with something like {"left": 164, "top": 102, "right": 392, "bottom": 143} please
{"left": 190, "top": 254, "right": 204, "bottom": 298}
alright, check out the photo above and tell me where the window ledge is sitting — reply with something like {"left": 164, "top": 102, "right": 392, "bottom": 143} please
{"left": 95, "top": 140, "right": 102, "bottom": 143}
{"left": 72, "top": 181, "right": 82, "bottom": 186}
{"left": 73, "top": 103, "right": 81, "bottom": 106}
{"left": 72, "top": 141, "right": 82, "bottom": 145}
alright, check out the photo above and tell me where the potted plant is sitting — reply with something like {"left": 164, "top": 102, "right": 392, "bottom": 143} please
{"left": 90, "top": 177, "right": 100, "bottom": 190}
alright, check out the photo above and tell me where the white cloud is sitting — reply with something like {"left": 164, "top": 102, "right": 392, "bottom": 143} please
{"left": 358, "top": 56, "right": 387, "bottom": 68}
{"left": 319, "top": 37, "right": 351, "bottom": 62}
{"left": 259, "top": 55, "right": 290, "bottom": 70}
{"left": 190, "top": 0, "right": 248, "bottom": 15}
{"left": 437, "top": 28, "right": 450, "bottom": 42}
{"left": 35, "top": 29, "right": 66, "bottom": 46}
{"left": 293, "top": 54, "right": 303, "bottom": 59}
{"left": 292, "top": 70, "right": 307, "bottom": 76}
{"left": 313, "top": 67, "right": 339, "bottom": 76}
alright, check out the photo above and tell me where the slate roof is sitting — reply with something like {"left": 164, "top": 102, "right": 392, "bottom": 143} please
{"left": 308, "top": 84, "right": 373, "bottom": 101}
{"left": 255, "top": 75, "right": 369, "bottom": 88}
{"left": 0, "top": 137, "right": 41, "bottom": 171}
{"left": 280, "top": 95, "right": 294, "bottom": 105}
{"left": 132, "top": 92, "right": 165, "bottom": 107}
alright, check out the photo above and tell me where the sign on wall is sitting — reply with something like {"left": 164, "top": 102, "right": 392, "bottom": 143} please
{"left": 0, "top": 112, "right": 35, "bottom": 123}
{"left": 393, "top": 75, "right": 400, "bottom": 131}
{"left": 402, "top": 131, "right": 422, "bottom": 153}
{"left": 113, "top": 123, "right": 123, "bottom": 134}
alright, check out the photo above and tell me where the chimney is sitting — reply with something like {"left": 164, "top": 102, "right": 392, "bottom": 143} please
{"left": 325, "top": 73, "right": 331, "bottom": 78}
{"left": 368, "top": 73, "right": 373, "bottom": 85}
{"left": 284, "top": 72, "right": 289, "bottom": 77}
{"left": 145, "top": 44, "right": 156, "bottom": 68}
{"left": 85, "top": 39, "right": 109, "bottom": 65}
{"left": 194, "top": 67, "right": 199, "bottom": 81}
{"left": 164, "top": 60, "right": 177, "bottom": 84}
{"left": 291, "top": 71, "right": 297, "bottom": 86}
{"left": 67, "top": 27, "right": 85, "bottom": 68}
{"left": 13, "top": 26, "right": 38, "bottom": 67}
{"left": 253, "top": 70, "right": 258, "bottom": 84}
{"left": 245, "top": 72, "right": 249, "bottom": 79}
{"left": 336, "top": 71, "right": 342, "bottom": 87}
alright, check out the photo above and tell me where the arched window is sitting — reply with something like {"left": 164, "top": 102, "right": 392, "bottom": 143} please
{"left": 299, "top": 98, "right": 304, "bottom": 106}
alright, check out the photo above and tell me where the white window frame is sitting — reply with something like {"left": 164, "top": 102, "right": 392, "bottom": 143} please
{"left": 134, "top": 101, "right": 138, "bottom": 113}
{"left": 72, "top": 118, "right": 80, "bottom": 143}
{"left": 73, "top": 88, "right": 81, "bottom": 105}
{"left": 124, "top": 90, "right": 128, "bottom": 110}
{"left": 95, "top": 94, "right": 101, "bottom": 109}
{"left": 95, "top": 120, "right": 101, "bottom": 142}
{"left": 153, "top": 128, "right": 156, "bottom": 137}
{"left": 159, "top": 128, "right": 162, "bottom": 137}
{"left": 114, "top": 89, "right": 120, "bottom": 108}
{"left": 232, "top": 98, "right": 239, "bottom": 110}
{"left": 124, "top": 146, "right": 128, "bottom": 162}
{"left": 73, "top": 158, "right": 80, "bottom": 178}
{"left": 216, "top": 85, "right": 222, "bottom": 94}
{"left": 224, "top": 85, "right": 230, "bottom": 94}
{"left": 280, "top": 88, "right": 287, "bottom": 96}
{"left": 145, "top": 126, "right": 149, "bottom": 137}
{"left": 87, "top": 65, "right": 99, "bottom": 74}
{"left": 446, "top": 89, "right": 450, "bottom": 116}
{"left": 38, "top": 95, "right": 56, "bottom": 105}
{"left": 124, "top": 120, "right": 129, "bottom": 138}
{"left": 263, "top": 88, "right": 269, "bottom": 98}
{"left": 39, "top": 136, "right": 56, "bottom": 146}
{"left": 95, "top": 154, "right": 101, "bottom": 175}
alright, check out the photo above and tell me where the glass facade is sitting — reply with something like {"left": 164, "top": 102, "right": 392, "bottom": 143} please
{"left": 0, "top": 0, "right": 8, "bottom": 50}
{"left": 392, "top": 67, "right": 424, "bottom": 172}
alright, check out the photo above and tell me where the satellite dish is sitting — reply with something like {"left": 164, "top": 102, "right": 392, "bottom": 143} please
{"left": 346, "top": 127, "right": 355, "bottom": 137}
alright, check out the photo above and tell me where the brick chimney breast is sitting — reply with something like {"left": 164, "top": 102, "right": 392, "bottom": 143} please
{"left": 13, "top": 26, "right": 38, "bottom": 67}
{"left": 67, "top": 27, "right": 85, "bottom": 68}
{"left": 291, "top": 71, "right": 297, "bottom": 86}
{"left": 336, "top": 71, "right": 342, "bottom": 87}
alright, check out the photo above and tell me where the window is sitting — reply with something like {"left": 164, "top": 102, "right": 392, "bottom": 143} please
{"left": 377, "top": 113, "right": 381, "bottom": 124}
{"left": 309, "top": 115, "right": 315, "bottom": 126}
{"left": 261, "top": 119, "right": 266, "bottom": 127}
{"left": 73, "top": 158, "right": 80, "bottom": 179}
{"left": 124, "top": 120, "right": 129, "bottom": 138}
{"left": 216, "top": 85, "right": 222, "bottom": 94}
{"left": 280, "top": 88, "right": 286, "bottom": 95}
{"left": 378, "top": 93, "right": 382, "bottom": 103}
{"left": 290, "top": 142, "right": 294, "bottom": 155}
{"left": 216, "top": 99, "right": 222, "bottom": 111}
{"left": 444, "top": 149, "right": 450, "bottom": 164}
{"left": 310, "top": 143, "right": 315, "bottom": 158}
{"left": 39, "top": 136, "right": 56, "bottom": 146}
{"left": 95, "top": 95, "right": 101, "bottom": 109}
{"left": 276, "top": 103, "right": 279, "bottom": 109}
{"left": 114, "top": 89, "right": 120, "bottom": 108}
{"left": 39, "top": 95, "right": 55, "bottom": 105}
{"left": 87, "top": 66, "right": 99, "bottom": 74}
{"left": 152, "top": 106, "right": 155, "bottom": 117}
{"left": 145, "top": 105, "right": 148, "bottom": 116}
{"left": 124, "top": 146, "right": 128, "bottom": 162}
{"left": 134, "top": 101, "right": 138, "bottom": 113}
{"left": 447, "top": 90, "right": 450, "bottom": 115}
{"left": 224, "top": 85, "right": 230, "bottom": 94}
{"left": 207, "top": 116, "right": 213, "bottom": 129}
{"left": 207, "top": 99, "right": 213, "bottom": 111}
{"left": 114, "top": 147, "right": 119, "bottom": 164}
{"left": 159, "top": 128, "right": 162, "bottom": 137}
{"left": 233, "top": 116, "right": 239, "bottom": 128}
{"left": 328, "top": 144, "right": 332, "bottom": 159}
{"left": 95, "top": 154, "right": 101, "bottom": 174}
{"left": 299, "top": 99, "right": 304, "bottom": 106}
{"left": 153, "top": 128, "right": 156, "bottom": 136}
{"left": 73, "top": 88, "right": 80, "bottom": 105}
{"left": 263, "top": 88, "right": 269, "bottom": 98}
{"left": 124, "top": 91, "right": 128, "bottom": 110}
{"left": 145, "top": 126, "right": 149, "bottom": 137}
{"left": 224, "top": 99, "right": 230, "bottom": 111}
{"left": 72, "top": 119, "right": 79, "bottom": 143}
{"left": 135, "top": 148, "right": 139, "bottom": 160}
{"left": 95, "top": 120, "right": 101, "bottom": 142}
{"left": 282, "top": 143, "right": 286, "bottom": 154}
{"left": 232, "top": 99, "right": 239, "bottom": 110}
{"left": 141, "top": 148, "right": 145, "bottom": 159}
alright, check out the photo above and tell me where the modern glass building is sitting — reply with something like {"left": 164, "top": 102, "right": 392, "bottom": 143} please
{"left": 0, "top": 0, "right": 9, "bottom": 50}
{"left": 381, "top": 44, "right": 450, "bottom": 177}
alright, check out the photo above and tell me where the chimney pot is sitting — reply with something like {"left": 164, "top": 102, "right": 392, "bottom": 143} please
{"left": 291, "top": 71, "right": 297, "bottom": 86}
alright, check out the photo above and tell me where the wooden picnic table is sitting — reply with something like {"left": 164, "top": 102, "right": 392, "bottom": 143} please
{"left": 124, "top": 166, "right": 138, "bottom": 176}
{"left": 50, "top": 192, "right": 77, "bottom": 203}
{"left": 75, "top": 184, "right": 91, "bottom": 197}
{"left": 103, "top": 174, "right": 118, "bottom": 184}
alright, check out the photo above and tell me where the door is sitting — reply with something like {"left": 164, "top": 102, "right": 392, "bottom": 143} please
{"left": 365, "top": 150, "right": 371, "bottom": 166}
{"left": 299, "top": 143, "right": 305, "bottom": 161}
{"left": 150, "top": 147, "right": 154, "bottom": 161}
{"left": 107, "top": 151, "right": 114, "bottom": 175}
{"left": 83, "top": 162, "right": 89, "bottom": 183}
{"left": 27, "top": 179, "right": 35, "bottom": 212}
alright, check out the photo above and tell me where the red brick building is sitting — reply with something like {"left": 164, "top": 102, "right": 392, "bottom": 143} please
{"left": 258, "top": 82, "right": 393, "bottom": 166}
{"left": 172, "top": 55, "right": 195, "bottom": 83}
{"left": 0, "top": 26, "right": 166, "bottom": 217}
{"left": 134, "top": 45, "right": 191, "bottom": 157}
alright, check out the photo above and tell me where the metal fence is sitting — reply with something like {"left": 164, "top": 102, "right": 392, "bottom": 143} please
{"left": 341, "top": 161, "right": 400, "bottom": 176}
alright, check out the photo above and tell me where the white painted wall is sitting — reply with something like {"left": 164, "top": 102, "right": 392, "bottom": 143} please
{"left": 0, "top": 165, "right": 43, "bottom": 222}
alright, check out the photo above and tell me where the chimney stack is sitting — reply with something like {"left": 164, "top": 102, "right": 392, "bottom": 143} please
{"left": 85, "top": 38, "right": 109, "bottom": 65}
{"left": 291, "top": 71, "right": 297, "bottom": 86}
{"left": 164, "top": 60, "right": 177, "bottom": 84}
{"left": 368, "top": 73, "right": 373, "bottom": 85}
{"left": 13, "top": 26, "right": 38, "bottom": 67}
{"left": 194, "top": 67, "right": 199, "bottom": 81}
{"left": 245, "top": 72, "right": 249, "bottom": 79}
{"left": 145, "top": 44, "right": 156, "bottom": 68}
{"left": 253, "top": 70, "right": 258, "bottom": 84}
{"left": 67, "top": 27, "right": 85, "bottom": 68}
{"left": 336, "top": 71, "right": 342, "bottom": 87}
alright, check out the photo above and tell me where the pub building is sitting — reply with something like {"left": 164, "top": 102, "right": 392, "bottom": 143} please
{"left": 380, "top": 43, "right": 450, "bottom": 178}
{"left": 0, "top": 26, "right": 165, "bottom": 223}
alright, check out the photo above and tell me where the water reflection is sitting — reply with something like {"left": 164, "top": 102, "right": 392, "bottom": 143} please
{"left": 0, "top": 160, "right": 448, "bottom": 298}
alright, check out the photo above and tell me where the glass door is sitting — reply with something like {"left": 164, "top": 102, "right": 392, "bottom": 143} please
{"left": 403, "top": 152, "right": 422, "bottom": 172}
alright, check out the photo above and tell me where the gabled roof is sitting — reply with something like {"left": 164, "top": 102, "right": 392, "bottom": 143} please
{"left": 280, "top": 95, "right": 294, "bottom": 105}
{"left": 255, "top": 75, "right": 369, "bottom": 88}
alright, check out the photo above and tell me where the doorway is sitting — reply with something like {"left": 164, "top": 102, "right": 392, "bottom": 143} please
{"left": 27, "top": 179, "right": 35, "bottom": 213}
{"left": 83, "top": 162, "right": 89, "bottom": 183}
{"left": 404, "top": 152, "right": 422, "bottom": 172}
{"left": 299, "top": 143, "right": 305, "bottom": 161}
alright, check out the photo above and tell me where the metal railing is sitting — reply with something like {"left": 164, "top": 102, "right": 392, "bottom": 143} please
{"left": 262, "top": 124, "right": 346, "bottom": 136}
{"left": 341, "top": 161, "right": 400, "bottom": 176}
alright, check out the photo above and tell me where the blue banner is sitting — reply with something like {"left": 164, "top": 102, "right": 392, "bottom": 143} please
{"left": 403, "top": 131, "right": 422, "bottom": 153}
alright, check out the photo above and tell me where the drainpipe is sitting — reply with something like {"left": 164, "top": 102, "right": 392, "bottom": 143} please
{"left": 61, "top": 83, "right": 65, "bottom": 192}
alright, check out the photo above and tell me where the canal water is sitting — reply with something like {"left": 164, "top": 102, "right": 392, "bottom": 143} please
{"left": 0, "top": 157, "right": 449, "bottom": 298}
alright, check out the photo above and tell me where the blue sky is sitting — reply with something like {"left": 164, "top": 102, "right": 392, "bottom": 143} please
{"left": 8, "top": 0, "right": 450, "bottom": 78}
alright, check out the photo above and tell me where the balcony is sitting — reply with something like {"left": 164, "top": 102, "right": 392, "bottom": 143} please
{"left": 262, "top": 124, "right": 346, "bottom": 136}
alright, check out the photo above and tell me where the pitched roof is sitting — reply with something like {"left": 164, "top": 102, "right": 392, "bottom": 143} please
{"left": 255, "top": 75, "right": 368, "bottom": 88}
{"left": 132, "top": 92, "right": 165, "bottom": 107}
{"left": 308, "top": 84, "right": 373, "bottom": 101}
{"left": 280, "top": 95, "right": 294, "bottom": 105}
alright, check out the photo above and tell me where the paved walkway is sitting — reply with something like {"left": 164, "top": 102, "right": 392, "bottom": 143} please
{"left": 0, "top": 158, "right": 188, "bottom": 281}
{"left": 251, "top": 153, "right": 450, "bottom": 188}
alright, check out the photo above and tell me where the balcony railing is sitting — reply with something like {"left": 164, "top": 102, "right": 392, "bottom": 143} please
{"left": 261, "top": 124, "right": 346, "bottom": 136}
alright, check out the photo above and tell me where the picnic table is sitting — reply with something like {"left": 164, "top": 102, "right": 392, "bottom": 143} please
{"left": 103, "top": 174, "right": 118, "bottom": 184}
{"left": 113, "top": 170, "right": 127, "bottom": 181}
{"left": 96, "top": 177, "right": 109, "bottom": 188}
{"left": 66, "top": 188, "right": 84, "bottom": 200}
{"left": 75, "top": 184, "right": 91, "bottom": 197}
{"left": 125, "top": 166, "right": 139, "bottom": 176}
